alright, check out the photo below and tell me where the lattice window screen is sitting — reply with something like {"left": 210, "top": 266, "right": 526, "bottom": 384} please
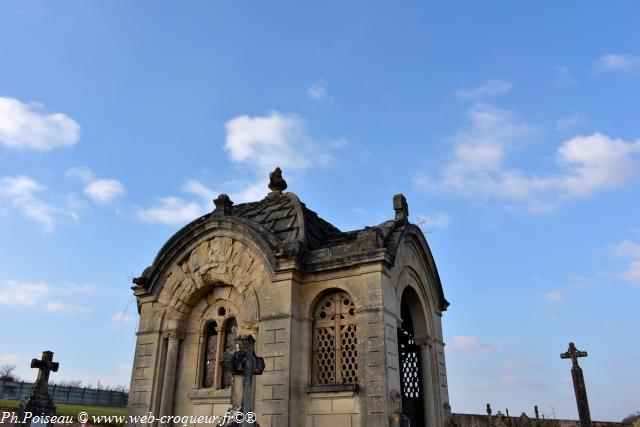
{"left": 398, "top": 328, "right": 422, "bottom": 398}
{"left": 312, "top": 291, "right": 358, "bottom": 385}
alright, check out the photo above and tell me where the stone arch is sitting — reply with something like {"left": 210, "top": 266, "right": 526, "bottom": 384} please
{"left": 157, "top": 235, "right": 268, "bottom": 327}
{"left": 183, "top": 284, "right": 247, "bottom": 391}
{"left": 194, "top": 285, "right": 244, "bottom": 331}
{"left": 396, "top": 266, "right": 437, "bottom": 341}
{"left": 399, "top": 284, "right": 429, "bottom": 341}
{"left": 389, "top": 225, "right": 448, "bottom": 314}
{"left": 304, "top": 284, "right": 361, "bottom": 320}
{"left": 397, "top": 286, "right": 426, "bottom": 427}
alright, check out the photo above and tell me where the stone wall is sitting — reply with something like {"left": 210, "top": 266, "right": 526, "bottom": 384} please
{"left": 305, "top": 390, "right": 361, "bottom": 427}
{"left": 128, "top": 191, "right": 451, "bottom": 427}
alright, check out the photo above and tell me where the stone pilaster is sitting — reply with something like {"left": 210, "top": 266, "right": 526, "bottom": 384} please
{"left": 159, "top": 330, "right": 184, "bottom": 423}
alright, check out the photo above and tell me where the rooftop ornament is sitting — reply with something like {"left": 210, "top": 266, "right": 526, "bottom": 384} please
{"left": 267, "top": 167, "right": 287, "bottom": 197}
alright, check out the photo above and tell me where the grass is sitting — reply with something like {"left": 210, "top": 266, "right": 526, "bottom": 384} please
{"left": 0, "top": 399, "right": 127, "bottom": 425}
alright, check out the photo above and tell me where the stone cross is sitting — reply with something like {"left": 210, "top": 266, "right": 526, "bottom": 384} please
{"left": 560, "top": 342, "right": 591, "bottom": 427}
{"left": 17, "top": 351, "right": 59, "bottom": 426}
{"left": 31, "top": 351, "right": 59, "bottom": 397}
{"left": 221, "top": 335, "right": 265, "bottom": 427}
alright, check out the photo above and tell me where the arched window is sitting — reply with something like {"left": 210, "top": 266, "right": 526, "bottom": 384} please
{"left": 201, "top": 314, "right": 238, "bottom": 389}
{"left": 221, "top": 317, "right": 238, "bottom": 388}
{"left": 312, "top": 290, "right": 358, "bottom": 386}
{"left": 202, "top": 321, "right": 218, "bottom": 388}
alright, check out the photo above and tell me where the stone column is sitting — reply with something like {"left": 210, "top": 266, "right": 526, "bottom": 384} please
{"left": 159, "top": 330, "right": 182, "bottom": 423}
{"left": 419, "top": 341, "right": 437, "bottom": 427}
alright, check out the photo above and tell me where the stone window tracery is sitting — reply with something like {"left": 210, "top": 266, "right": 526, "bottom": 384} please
{"left": 201, "top": 308, "right": 238, "bottom": 389}
{"left": 202, "top": 321, "right": 218, "bottom": 388}
{"left": 221, "top": 317, "right": 237, "bottom": 388}
{"left": 312, "top": 290, "right": 358, "bottom": 386}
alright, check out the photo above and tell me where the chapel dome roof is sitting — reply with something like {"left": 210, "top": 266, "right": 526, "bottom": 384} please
{"left": 231, "top": 191, "right": 342, "bottom": 251}
{"left": 134, "top": 167, "right": 448, "bottom": 311}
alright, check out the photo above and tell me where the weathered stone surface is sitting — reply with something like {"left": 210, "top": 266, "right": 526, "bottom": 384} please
{"left": 561, "top": 342, "right": 592, "bottom": 427}
{"left": 128, "top": 171, "right": 450, "bottom": 427}
{"left": 17, "top": 351, "right": 59, "bottom": 427}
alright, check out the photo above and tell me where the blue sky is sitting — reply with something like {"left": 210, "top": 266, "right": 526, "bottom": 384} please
{"left": 1, "top": 0, "right": 639, "bottom": 420}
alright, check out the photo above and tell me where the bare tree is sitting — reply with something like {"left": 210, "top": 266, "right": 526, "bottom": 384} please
{"left": 622, "top": 411, "right": 640, "bottom": 424}
{"left": 542, "top": 403, "right": 557, "bottom": 420}
{"left": 0, "top": 364, "right": 18, "bottom": 382}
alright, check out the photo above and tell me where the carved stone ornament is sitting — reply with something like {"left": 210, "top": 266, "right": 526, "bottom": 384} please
{"left": 213, "top": 194, "right": 234, "bottom": 215}
{"left": 267, "top": 167, "right": 287, "bottom": 194}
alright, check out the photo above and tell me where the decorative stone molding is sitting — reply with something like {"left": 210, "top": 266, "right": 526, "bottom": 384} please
{"left": 163, "top": 329, "right": 185, "bottom": 341}
{"left": 157, "top": 237, "right": 268, "bottom": 321}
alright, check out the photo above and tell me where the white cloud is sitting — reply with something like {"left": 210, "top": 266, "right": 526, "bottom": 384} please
{"left": 612, "top": 240, "right": 640, "bottom": 259}
{"left": 84, "top": 179, "right": 124, "bottom": 204}
{"left": 182, "top": 179, "right": 217, "bottom": 202}
{"left": 0, "top": 176, "right": 58, "bottom": 231}
{"left": 501, "top": 374, "right": 547, "bottom": 390}
{"left": 500, "top": 358, "right": 547, "bottom": 390}
{"left": 416, "top": 212, "right": 451, "bottom": 229}
{"left": 112, "top": 312, "right": 133, "bottom": 325}
{"left": 596, "top": 53, "right": 640, "bottom": 73}
{"left": 0, "top": 280, "right": 94, "bottom": 315}
{"left": 308, "top": 80, "right": 329, "bottom": 101}
{"left": 556, "top": 133, "right": 640, "bottom": 198}
{"left": 136, "top": 179, "right": 220, "bottom": 225}
{"left": 230, "top": 180, "right": 268, "bottom": 204}
{"left": 0, "top": 353, "right": 27, "bottom": 366}
{"left": 137, "top": 196, "right": 202, "bottom": 225}
{"left": 66, "top": 167, "right": 125, "bottom": 205}
{"left": 139, "top": 111, "right": 344, "bottom": 223}
{"left": 0, "top": 280, "right": 50, "bottom": 307}
{"left": 65, "top": 166, "right": 94, "bottom": 183}
{"left": 556, "top": 113, "right": 586, "bottom": 131}
{"left": 447, "top": 335, "right": 501, "bottom": 357}
{"left": 0, "top": 97, "right": 80, "bottom": 151}
{"left": 621, "top": 261, "right": 640, "bottom": 284}
{"left": 45, "top": 302, "right": 91, "bottom": 314}
{"left": 611, "top": 239, "right": 640, "bottom": 286}
{"left": 221, "top": 110, "right": 344, "bottom": 203}
{"left": 224, "top": 111, "right": 334, "bottom": 172}
{"left": 503, "top": 357, "right": 541, "bottom": 371}
{"left": 416, "top": 103, "right": 640, "bottom": 212}
{"left": 455, "top": 80, "right": 513, "bottom": 100}
{"left": 545, "top": 290, "right": 565, "bottom": 303}
{"left": 329, "top": 137, "right": 349, "bottom": 149}
{"left": 59, "top": 283, "right": 95, "bottom": 294}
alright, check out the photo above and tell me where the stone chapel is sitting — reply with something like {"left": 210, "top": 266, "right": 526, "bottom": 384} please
{"left": 128, "top": 169, "right": 450, "bottom": 427}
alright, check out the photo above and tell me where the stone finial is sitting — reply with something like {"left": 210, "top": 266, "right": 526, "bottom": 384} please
{"left": 268, "top": 167, "right": 287, "bottom": 195}
{"left": 393, "top": 194, "right": 409, "bottom": 222}
{"left": 213, "top": 194, "right": 234, "bottom": 215}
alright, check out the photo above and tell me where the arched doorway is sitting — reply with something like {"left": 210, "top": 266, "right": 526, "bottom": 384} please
{"left": 397, "top": 289, "right": 425, "bottom": 426}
